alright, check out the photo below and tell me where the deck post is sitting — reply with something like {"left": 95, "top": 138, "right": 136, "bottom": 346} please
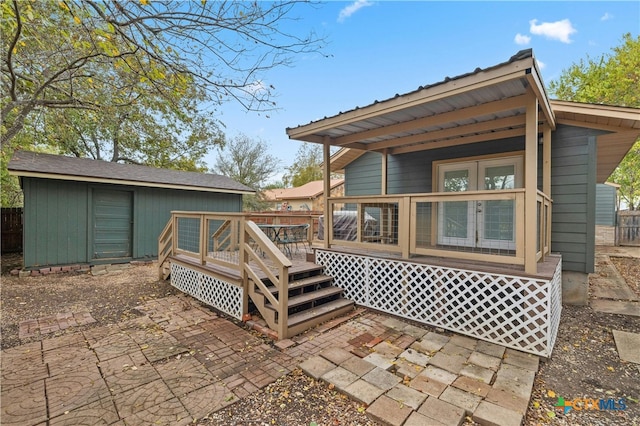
{"left": 199, "top": 214, "right": 206, "bottom": 265}
{"left": 278, "top": 264, "right": 289, "bottom": 339}
{"left": 525, "top": 96, "right": 539, "bottom": 274}
{"left": 323, "top": 137, "right": 331, "bottom": 248}
{"left": 240, "top": 218, "right": 249, "bottom": 315}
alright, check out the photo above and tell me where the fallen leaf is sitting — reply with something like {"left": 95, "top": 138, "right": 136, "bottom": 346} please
{"left": 547, "top": 390, "right": 556, "bottom": 398}
{"left": 607, "top": 366, "right": 615, "bottom": 372}
{"left": 547, "top": 411, "right": 556, "bottom": 419}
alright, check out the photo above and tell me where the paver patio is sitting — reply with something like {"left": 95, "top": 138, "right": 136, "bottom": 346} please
{"left": 2, "top": 294, "right": 541, "bottom": 426}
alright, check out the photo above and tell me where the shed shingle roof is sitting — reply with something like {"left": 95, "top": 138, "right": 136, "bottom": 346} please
{"left": 8, "top": 151, "right": 254, "bottom": 194}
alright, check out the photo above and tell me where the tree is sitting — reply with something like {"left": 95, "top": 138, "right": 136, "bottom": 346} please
{"left": 212, "top": 134, "right": 280, "bottom": 211}
{"left": 283, "top": 143, "right": 323, "bottom": 187}
{"left": 610, "top": 141, "right": 640, "bottom": 210}
{"left": 1, "top": 0, "right": 324, "bottom": 147}
{"left": 549, "top": 33, "right": 640, "bottom": 209}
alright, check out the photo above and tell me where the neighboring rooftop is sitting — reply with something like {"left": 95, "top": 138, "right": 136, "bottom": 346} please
{"left": 8, "top": 151, "right": 254, "bottom": 194}
{"left": 264, "top": 179, "right": 344, "bottom": 201}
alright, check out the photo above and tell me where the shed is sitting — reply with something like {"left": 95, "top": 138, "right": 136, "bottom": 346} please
{"left": 8, "top": 151, "right": 253, "bottom": 269}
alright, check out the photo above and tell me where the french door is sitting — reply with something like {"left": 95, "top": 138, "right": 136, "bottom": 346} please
{"left": 438, "top": 156, "right": 522, "bottom": 250}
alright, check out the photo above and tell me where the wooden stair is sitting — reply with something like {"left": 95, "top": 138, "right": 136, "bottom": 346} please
{"left": 249, "top": 263, "right": 354, "bottom": 339}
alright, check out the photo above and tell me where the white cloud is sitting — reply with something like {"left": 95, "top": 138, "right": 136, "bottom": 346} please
{"left": 338, "top": 0, "right": 373, "bottom": 23}
{"left": 601, "top": 12, "right": 613, "bottom": 21}
{"left": 514, "top": 33, "right": 531, "bottom": 45}
{"left": 529, "top": 19, "right": 576, "bottom": 43}
{"left": 537, "top": 60, "right": 546, "bottom": 70}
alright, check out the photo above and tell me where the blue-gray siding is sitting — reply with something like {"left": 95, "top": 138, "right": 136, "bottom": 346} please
{"left": 344, "top": 125, "right": 607, "bottom": 274}
{"left": 22, "top": 178, "right": 242, "bottom": 268}
{"left": 595, "top": 184, "right": 617, "bottom": 226}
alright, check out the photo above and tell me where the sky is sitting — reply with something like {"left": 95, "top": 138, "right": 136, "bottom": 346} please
{"left": 204, "top": 1, "right": 640, "bottom": 183}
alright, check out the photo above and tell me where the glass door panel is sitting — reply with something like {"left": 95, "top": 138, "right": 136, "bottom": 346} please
{"left": 438, "top": 164, "right": 476, "bottom": 247}
{"left": 477, "top": 159, "right": 522, "bottom": 250}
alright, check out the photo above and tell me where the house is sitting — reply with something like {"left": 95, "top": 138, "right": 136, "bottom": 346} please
{"left": 157, "top": 50, "right": 640, "bottom": 357}
{"left": 8, "top": 151, "right": 253, "bottom": 269}
{"left": 263, "top": 179, "right": 344, "bottom": 211}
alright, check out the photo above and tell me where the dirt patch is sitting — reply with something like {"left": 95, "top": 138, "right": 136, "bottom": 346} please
{"left": 610, "top": 256, "right": 640, "bottom": 297}
{"left": 525, "top": 256, "right": 640, "bottom": 426}
{"left": 0, "top": 257, "right": 179, "bottom": 349}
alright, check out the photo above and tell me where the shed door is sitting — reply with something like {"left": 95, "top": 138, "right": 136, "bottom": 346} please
{"left": 93, "top": 189, "right": 132, "bottom": 259}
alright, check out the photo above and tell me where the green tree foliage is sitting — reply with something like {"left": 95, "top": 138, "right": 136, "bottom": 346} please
{"left": 212, "top": 134, "right": 280, "bottom": 211}
{"left": 549, "top": 33, "right": 640, "bottom": 209}
{"left": 611, "top": 141, "right": 640, "bottom": 210}
{"left": 1, "top": 0, "right": 323, "bottom": 206}
{"left": 283, "top": 143, "right": 323, "bottom": 187}
{"left": 1, "top": 0, "right": 323, "bottom": 146}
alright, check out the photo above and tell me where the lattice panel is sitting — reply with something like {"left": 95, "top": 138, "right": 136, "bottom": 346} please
{"left": 547, "top": 258, "right": 563, "bottom": 353}
{"left": 316, "top": 250, "right": 562, "bottom": 357}
{"left": 170, "top": 263, "right": 243, "bottom": 320}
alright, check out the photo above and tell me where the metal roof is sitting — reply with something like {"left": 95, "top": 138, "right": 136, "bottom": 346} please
{"left": 287, "top": 50, "right": 640, "bottom": 182}
{"left": 287, "top": 49, "right": 555, "bottom": 155}
{"left": 8, "top": 151, "right": 255, "bottom": 194}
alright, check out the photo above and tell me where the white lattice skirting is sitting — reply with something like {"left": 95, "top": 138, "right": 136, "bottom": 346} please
{"left": 316, "top": 250, "right": 562, "bottom": 357}
{"left": 170, "top": 263, "right": 243, "bottom": 320}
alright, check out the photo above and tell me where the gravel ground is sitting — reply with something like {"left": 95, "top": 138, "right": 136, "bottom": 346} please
{"left": 1, "top": 253, "right": 638, "bottom": 425}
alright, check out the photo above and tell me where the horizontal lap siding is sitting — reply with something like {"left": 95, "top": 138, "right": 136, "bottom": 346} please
{"left": 551, "top": 125, "right": 605, "bottom": 274}
{"left": 345, "top": 152, "right": 382, "bottom": 195}
{"left": 387, "top": 138, "right": 527, "bottom": 194}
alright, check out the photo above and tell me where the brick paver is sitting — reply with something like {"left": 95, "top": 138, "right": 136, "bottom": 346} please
{"left": 2, "top": 295, "right": 542, "bottom": 426}
{"left": 18, "top": 311, "right": 95, "bottom": 339}
{"left": 288, "top": 310, "right": 541, "bottom": 426}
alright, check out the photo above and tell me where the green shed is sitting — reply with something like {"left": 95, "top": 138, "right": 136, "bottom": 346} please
{"left": 8, "top": 151, "right": 253, "bottom": 269}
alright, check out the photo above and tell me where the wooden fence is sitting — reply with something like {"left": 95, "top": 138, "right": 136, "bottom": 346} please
{"left": 618, "top": 211, "right": 640, "bottom": 246}
{"left": 1, "top": 208, "right": 23, "bottom": 253}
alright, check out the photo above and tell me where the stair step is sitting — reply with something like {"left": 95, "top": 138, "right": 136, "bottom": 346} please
{"left": 262, "top": 274, "right": 333, "bottom": 294}
{"left": 265, "top": 286, "right": 344, "bottom": 310}
{"left": 255, "top": 262, "right": 323, "bottom": 281}
{"left": 287, "top": 298, "right": 354, "bottom": 328}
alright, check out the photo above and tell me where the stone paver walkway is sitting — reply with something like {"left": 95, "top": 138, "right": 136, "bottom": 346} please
{"left": 2, "top": 295, "right": 294, "bottom": 425}
{"left": 18, "top": 311, "right": 95, "bottom": 339}
{"left": 2, "top": 295, "right": 540, "bottom": 426}
{"left": 294, "top": 314, "right": 538, "bottom": 426}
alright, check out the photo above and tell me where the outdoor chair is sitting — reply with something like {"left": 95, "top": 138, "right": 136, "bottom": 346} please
{"left": 278, "top": 224, "right": 310, "bottom": 256}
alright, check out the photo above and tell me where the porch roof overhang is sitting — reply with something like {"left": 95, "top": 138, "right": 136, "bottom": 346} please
{"left": 286, "top": 49, "right": 554, "bottom": 158}
{"left": 550, "top": 100, "right": 640, "bottom": 183}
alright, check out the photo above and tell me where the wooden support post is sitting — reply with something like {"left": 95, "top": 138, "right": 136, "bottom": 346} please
{"left": 199, "top": 214, "right": 206, "bottom": 265}
{"left": 525, "top": 96, "right": 538, "bottom": 274}
{"left": 543, "top": 126, "right": 552, "bottom": 257}
{"left": 381, "top": 150, "right": 388, "bottom": 195}
{"left": 323, "top": 137, "right": 331, "bottom": 247}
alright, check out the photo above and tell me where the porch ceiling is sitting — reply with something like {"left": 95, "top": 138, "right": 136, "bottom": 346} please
{"left": 287, "top": 50, "right": 554, "bottom": 155}
{"left": 551, "top": 100, "right": 640, "bottom": 183}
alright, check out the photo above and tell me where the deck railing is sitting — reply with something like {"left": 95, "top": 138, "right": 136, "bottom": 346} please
{"left": 325, "top": 190, "right": 552, "bottom": 273}
{"left": 158, "top": 211, "right": 293, "bottom": 336}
